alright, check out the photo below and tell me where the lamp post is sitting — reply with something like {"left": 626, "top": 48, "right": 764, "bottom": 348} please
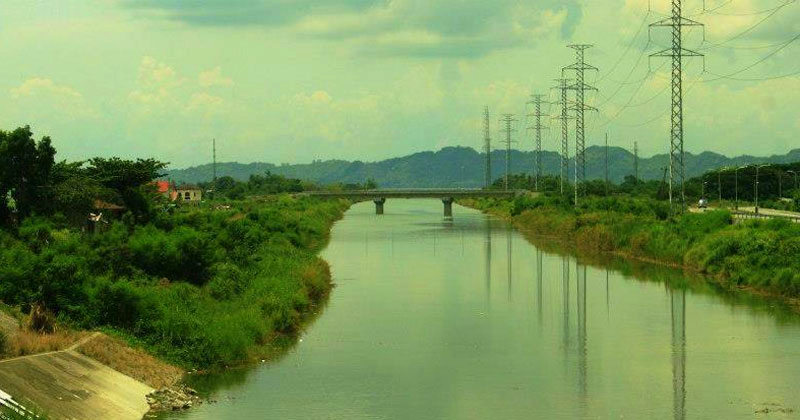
{"left": 734, "top": 166, "right": 743, "bottom": 210}
{"left": 755, "top": 164, "right": 768, "bottom": 214}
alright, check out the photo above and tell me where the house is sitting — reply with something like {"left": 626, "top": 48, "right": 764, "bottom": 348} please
{"left": 172, "top": 185, "right": 202, "bottom": 202}
{"left": 153, "top": 180, "right": 173, "bottom": 197}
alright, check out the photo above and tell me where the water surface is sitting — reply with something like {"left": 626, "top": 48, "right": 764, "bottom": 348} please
{"left": 165, "top": 199, "right": 800, "bottom": 419}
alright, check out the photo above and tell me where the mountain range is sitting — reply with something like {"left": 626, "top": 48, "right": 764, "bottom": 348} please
{"left": 165, "top": 146, "right": 800, "bottom": 188}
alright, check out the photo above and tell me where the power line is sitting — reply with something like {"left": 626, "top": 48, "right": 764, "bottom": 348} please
{"left": 597, "top": 10, "right": 652, "bottom": 83}
{"left": 699, "top": 0, "right": 796, "bottom": 50}
{"left": 700, "top": 32, "right": 800, "bottom": 81}
{"left": 527, "top": 94, "right": 549, "bottom": 191}
{"left": 564, "top": 44, "right": 598, "bottom": 205}
{"left": 483, "top": 106, "right": 492, "bottom": 189}
{"left": 649, "top": 0, "right": 705, "bottom": 211}
{"left": 499, "top": 114, "right": 517, "bottom": 191}
{"left": 552, "top": 78, "right": 574, "bottom": 195}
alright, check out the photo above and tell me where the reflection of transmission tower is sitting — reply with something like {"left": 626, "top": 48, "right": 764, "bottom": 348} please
{"left": 553, "top": 79, "right": 573, "bottom": 195}
{"left": 564, "top": 45, "right": 598, "bottom": 206}
{"left": 484, "top": 107, "right": 492, "bottom": 189}
{"left": 499, "top": 114, "right": 517, "bottom": 191}
{"left": 671, "top": 288, "right": 687, "bottom": 420}
{"left": 650, "top": 0, "right": 704, "bottom": 211}
{"left": 527, "top": 94, "right": 549, "bottom": 191}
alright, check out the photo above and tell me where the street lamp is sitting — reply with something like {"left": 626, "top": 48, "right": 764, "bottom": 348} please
{"left": 734, "top": 166, "right": 744, "bottom": 210}
{"left": 755, "top": 164, "right": 768, "bottom": 214}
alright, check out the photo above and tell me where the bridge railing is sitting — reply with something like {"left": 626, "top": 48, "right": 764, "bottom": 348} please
{"left": 731, "top": 210, "right": 800, "bottom": 224}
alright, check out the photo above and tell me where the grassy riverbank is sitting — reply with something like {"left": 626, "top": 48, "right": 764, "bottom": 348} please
{"left": 462, "top": 195, "right": 800, "bottom": 298}
{"left": 0, "top": 195, "right": 349, "bottom": 369}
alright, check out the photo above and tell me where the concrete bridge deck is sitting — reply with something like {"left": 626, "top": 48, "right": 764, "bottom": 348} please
{"left": 305, "top": 189, "right": 524, "bottom": 217}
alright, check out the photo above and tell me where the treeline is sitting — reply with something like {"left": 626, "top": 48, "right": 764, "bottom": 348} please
{"left": 201, "top": 173, "right": 377, "bottom": 200}
{"left": 493, "top": 163, "right": 800, "bottom": 209}
{"left": 0, "top": 126, "right": 349, "bottom": 368}
{"left": 1, "top": 126, "right": 167, "bottom": 227}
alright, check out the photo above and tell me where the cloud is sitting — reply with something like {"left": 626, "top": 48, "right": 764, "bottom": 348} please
{"left": 122, "top": 0, "right": 377, "bottom": 27}
{"left": 123, "top": 0, "right": 583, "bottom": 58}
{"left": 11, "top": 77, "right": 82, "bottom": 99}
{"left": 10, "top": 78, "right": 97, "bottom": 119}
{"left": 128, "top": 56, "right": 184, "bottom": 108}
{"left": 198, "top": 67, "right": 234, "bottom": 87}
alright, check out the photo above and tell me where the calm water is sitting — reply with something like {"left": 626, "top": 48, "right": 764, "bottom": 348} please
{"left": 164, "top": 199, "right": 800, "bottom": 419}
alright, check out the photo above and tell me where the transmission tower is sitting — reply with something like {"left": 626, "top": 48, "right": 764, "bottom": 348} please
{"left": 634, "top": 141, "right": 639, "bottom": 183}
{"left": 605, "top": 132, "right": 609, "bottom": 195}
{"left": 212, "top": 138, "right": 217, "bottom": 183}
{"left": 552, "top": 78, "right": 574, "bottom": 195}
{"left": 499, "top": 114, "right": 517, "bottom": 191}
{"left": 564, "top": 44, "right": 598, "bottom": 206}
{"left": 650, "top": 0, "right": 704, "bottom": 211}
{"left": 484, "top": 107, "right": 492, "bottom": 189}
{"left": 527, "top": 94, "right": 549, "bottom": 192}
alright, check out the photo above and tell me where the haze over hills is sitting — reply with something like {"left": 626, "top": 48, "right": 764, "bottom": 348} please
{"left": 166, "top": 146, "right": 800, "bottom": 188}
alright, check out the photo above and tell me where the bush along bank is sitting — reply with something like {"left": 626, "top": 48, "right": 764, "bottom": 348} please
{"left": 0, "top": 195, "right": 350, "bottom": 369}
{"left": 462, "top": 195, "right": 800, "bottom": 299}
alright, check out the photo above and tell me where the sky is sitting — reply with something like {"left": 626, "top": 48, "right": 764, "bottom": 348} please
{"left": 0, "top": 0, "right": 798, "bottom": 169}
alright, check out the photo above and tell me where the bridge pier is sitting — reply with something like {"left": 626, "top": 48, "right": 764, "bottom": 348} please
{"left": 442, "top": 197, "right": 454, "bottom": 219}
{"left": 374, "top": 198, "right": 386, "bottom": 215}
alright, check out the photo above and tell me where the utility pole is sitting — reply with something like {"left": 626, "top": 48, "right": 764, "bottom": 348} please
{"left": 527, "top": 94, "right": 549, "bottom": 192}
{"left": 212, "top": 138, "right": 217, "bottom": 183}
{"left": 499, "top": 114, "right": 517, "bottom": 191}
{"left": 484, "top": 107, "right": 492, "bottom": 189}
{"left": 650, "top": 0, "right": 704, "bottom": 212}
{"left": 717, "top": 170, "right": 722, "bottom": 204}
{"left": 605, "top": 132, "right": 609, "bottom": 195}
{"left": 634, "top": 141, "right": 639, "bottom": 183}
{"left": 564, "top": 44, "right": 598, "bottom": 206}
{"left": 552, "top": 78, "right": 573, "bottom": 195}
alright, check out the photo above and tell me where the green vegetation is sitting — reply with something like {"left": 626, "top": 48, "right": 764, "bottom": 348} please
{"left": 466, "top": 194, "right": 800, "bottom": 297}
{"left": 204, "top": 172, "right": 376, "bottom": 200}
{"left": 0, "top": 126, "right": 350, "bottom": 368}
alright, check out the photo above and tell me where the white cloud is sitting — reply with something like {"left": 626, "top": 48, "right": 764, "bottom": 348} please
{"left": 10, "top": 77, "right": 96, "bottom": 119}
{"left": 198, "top": 66, "right": 234, "bottom": 87}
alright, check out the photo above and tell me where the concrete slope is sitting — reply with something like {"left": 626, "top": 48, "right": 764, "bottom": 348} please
{"left": 0, "top": 349, "right": 153, "bottom": 420}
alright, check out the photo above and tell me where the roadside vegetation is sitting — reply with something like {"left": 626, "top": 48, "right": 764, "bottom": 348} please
{"left": 467, "top": 168, "right": 800, "bottom": 298}
{"left": 0, "top": 126, "right": 349, "bottom": 369}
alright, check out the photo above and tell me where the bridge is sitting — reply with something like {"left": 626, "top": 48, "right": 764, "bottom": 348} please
{"left": 305, "top": 189, "right": 524, "bottom": 217}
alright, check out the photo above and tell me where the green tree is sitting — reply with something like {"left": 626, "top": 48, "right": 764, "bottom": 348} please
{"left": 0, "top": 126, "right": 56, "bottom": 223}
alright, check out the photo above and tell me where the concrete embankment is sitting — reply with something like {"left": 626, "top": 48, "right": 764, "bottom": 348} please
{"left": 0, "top": 334, "right": 154, "bottom": 420}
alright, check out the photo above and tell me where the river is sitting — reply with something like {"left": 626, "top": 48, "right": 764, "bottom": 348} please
{"left": 163, "top": 199, "right": 800, "bottom": 419}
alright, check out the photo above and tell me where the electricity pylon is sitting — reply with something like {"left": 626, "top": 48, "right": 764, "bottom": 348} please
{"left": 634, "top": 141, "right": 639, "bottom": 183}
{"left": 650, "top": 0, "right": 704, "bottom": 211}
{"left": 564, "top": 44, "right": 598, "bottom": 206}
{"left": 499, "top": 114, "right": 517, "bottom": 191}
{"left": 484, "top": 107, "right": 492, "bottom": 189}
{"left": 527, "top": 94, "right": 549, "bottom": 192}
{"left": 552, "top": 78, "right": 574, "bottom": 195}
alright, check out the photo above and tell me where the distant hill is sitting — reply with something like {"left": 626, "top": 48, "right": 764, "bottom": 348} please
{"left": 165, "top": 146, "right": 800, "bottom": 188}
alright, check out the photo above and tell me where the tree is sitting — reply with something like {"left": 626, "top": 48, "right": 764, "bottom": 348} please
{"left": 85, "top": 157, "right": 167, "bottom": 220}
{"left": 0, "top": 126, "right": 56, "bottom": 224}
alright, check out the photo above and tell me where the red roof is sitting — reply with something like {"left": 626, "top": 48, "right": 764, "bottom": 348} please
{"left": 154, "top": 181, "right": 171, "bottom": 194}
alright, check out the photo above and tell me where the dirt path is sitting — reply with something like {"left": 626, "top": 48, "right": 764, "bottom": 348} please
{"left": 0, "top": 334, "right": 153, "bottom": 420}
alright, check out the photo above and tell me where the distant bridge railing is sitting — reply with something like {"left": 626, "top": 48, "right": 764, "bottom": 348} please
{"left": 731, "top": 210, "right": 800, "bottom": 224}
{"left": 302, "top": 189, "right": 525, "bottom": 217}
{"left": 303, "top": 188, "right": 524, "bottom": 199}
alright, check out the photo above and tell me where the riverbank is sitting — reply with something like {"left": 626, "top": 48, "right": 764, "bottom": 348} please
{"left": 0, "top": 196, "right": 350, "bottom": 374}
{"left": 461, "top": 195, "right": 800, "bottom": 304}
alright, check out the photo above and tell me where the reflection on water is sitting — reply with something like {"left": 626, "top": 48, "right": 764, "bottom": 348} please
{"left": 166, "top": 199, "right": 800, "bottom": 420}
